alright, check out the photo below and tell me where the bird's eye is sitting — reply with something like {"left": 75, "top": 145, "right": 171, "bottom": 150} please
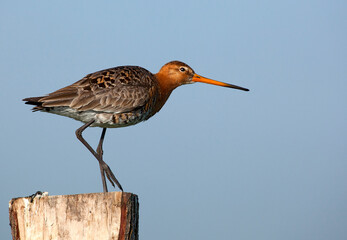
{"left": 179, "top": 67, "right": 186, "bottom": 72}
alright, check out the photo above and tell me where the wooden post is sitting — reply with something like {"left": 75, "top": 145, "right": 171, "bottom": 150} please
{"left": 9, "top": 192, "right": 138, "bottom": 240}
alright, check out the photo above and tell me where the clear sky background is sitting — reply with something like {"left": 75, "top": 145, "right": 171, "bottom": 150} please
{"left": 1, "top": 1, "right": 346, "bottom": 239}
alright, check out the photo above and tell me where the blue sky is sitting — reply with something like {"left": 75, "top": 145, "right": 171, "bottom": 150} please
{"left": 1, "top": 1, "right": 346, "bottom": 239}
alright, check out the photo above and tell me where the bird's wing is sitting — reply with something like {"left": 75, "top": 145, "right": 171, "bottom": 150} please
{"left": 40, "top": 66, "right": 158, "bottom": 113}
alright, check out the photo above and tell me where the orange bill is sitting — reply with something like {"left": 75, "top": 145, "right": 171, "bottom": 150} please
{"left": 192, "top": 74, "right": 249, "bottom": 91}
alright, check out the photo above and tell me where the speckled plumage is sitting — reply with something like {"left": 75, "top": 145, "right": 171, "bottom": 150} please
{"left": 24, "top": 66, "right": 159, "bottom": 128}
{"left": 24, "top": 66, "right": 162, "bottom": 128}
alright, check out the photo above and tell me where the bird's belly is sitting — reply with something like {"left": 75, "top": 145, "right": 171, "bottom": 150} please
{"left": 46, "top": 107, "right": 148, "bottom": 128}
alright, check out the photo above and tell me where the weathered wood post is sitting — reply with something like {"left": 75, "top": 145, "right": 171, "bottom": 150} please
{"left": 9, "top": 192, "right": 138, "bottom": 240}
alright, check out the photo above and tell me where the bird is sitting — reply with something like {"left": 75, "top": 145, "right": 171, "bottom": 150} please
{"left": 23, "top": 61, "right": 249, "bottom": 193}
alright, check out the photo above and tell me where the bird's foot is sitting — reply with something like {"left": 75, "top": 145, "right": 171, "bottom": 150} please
{"left": 100, "top": 161, "right": 123, "bottom": 192}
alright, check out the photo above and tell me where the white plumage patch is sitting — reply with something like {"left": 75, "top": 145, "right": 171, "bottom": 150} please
{"left": 45, "top": 107, "right": 124, "bottom": 128}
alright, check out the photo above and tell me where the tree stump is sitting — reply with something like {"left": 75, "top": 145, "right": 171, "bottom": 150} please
{"left": 9, "top": 192, "right": 138, "bottom": 240}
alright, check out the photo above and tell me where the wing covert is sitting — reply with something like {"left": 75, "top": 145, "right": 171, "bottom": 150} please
{"left": 40, "top": 66, "right": 158, "bottom": 114}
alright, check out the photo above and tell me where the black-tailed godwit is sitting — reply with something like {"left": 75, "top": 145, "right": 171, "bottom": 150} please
{"left": 23, "top": 61, "right": 249, "bottom": 192}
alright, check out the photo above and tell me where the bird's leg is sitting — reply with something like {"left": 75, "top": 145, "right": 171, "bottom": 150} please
{"left": 96, "top": 128, "right": 108, "bottom": 193}
{"left": 75, "top": 120, "right": 123, "bottom": 192}
{"left": 96, "top": 128, "right": 124, "bottom": 192}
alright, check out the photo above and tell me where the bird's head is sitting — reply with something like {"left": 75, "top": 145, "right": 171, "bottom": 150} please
{"left": 156, "top": 61, "right": 249, "bottom": 91}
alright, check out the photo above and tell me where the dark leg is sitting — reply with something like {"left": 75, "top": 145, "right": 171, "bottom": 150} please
{"left": 75, "top": 120, "right": 123, "bottom": 192}
{"left": 96, "top": 128, "right": 123, "bottom": 193}
{"left": 96, "top": 128, "right": 108, "bottom": 192}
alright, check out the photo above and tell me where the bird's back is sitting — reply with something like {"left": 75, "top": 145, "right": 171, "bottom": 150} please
{"left": 24, "top": 66, "right": 160, "bottom": 128}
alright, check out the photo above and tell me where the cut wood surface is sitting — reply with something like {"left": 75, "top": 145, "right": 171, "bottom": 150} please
{"left": 9, "top": 192, "right": 138, "bottom": 240}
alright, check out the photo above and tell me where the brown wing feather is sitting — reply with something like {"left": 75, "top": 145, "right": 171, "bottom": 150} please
{"left": 39, "top": 66, "right": 158, "bottom": 114}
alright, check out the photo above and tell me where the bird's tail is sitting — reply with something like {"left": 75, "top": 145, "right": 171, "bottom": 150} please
{"left": 23, "top": 97, "right": 45, "bottom": 111}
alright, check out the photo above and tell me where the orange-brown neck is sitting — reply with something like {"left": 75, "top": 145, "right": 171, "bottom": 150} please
{"left": 152, "top": 72, "right": 181, "bottom": 115}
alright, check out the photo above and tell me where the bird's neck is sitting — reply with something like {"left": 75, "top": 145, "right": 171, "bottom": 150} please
{"left": 153, "top": 73, "right": 179, "bottom": 114}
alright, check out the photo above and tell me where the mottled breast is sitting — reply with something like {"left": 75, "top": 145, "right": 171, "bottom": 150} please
{"left": 39, "top": 66, "right": 160, "bottom": 128}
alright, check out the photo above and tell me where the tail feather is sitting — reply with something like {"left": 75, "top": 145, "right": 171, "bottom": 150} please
{"left": 23, "top": 96, "right": 45, "bottom": 111}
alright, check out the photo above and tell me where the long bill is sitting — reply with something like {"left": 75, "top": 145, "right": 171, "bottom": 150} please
{"left": 192, "top": 74, "right": 249, "bottom": 91}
